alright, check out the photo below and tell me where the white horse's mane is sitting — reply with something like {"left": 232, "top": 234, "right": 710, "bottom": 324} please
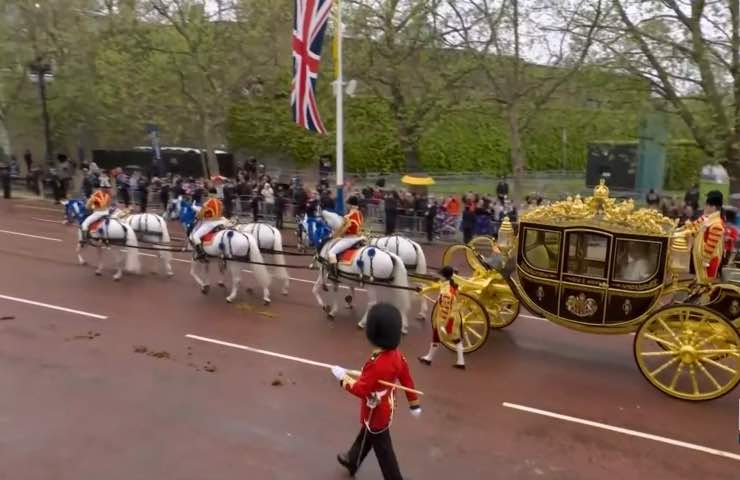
{"left": 321, "top": 210, "right": 344, "bottom": 229}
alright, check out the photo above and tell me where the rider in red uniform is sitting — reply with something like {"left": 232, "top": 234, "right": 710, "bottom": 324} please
{"left": 328, "top": 196, "right": 365, "bottom": 267}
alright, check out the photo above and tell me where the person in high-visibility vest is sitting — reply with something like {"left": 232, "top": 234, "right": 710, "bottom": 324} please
{"left": 683, "top": 190, "right": 725, "bottom": 283}
{"left": 328, "top": 196, "right": 365, "bottom": 266}
{"left": 418, "top": 266, "right": 465, "bottom": 369}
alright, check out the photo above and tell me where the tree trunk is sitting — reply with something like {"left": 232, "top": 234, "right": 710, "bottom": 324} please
{"left": 506, "top": 106, "right": 526, "bottom": 200}
{"left": 726, "top": 136, "right": 740, "bottom": 194}
{"left": 400, "top": 131, "right": 421, "bottom": 173}
{"left": 201, "top": 117, "right": 219, "bottom": 177}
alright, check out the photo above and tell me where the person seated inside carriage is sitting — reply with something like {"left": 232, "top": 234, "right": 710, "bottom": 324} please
{"left": 189, "top": 197, "right": 228, "bottom": 260}
{"left": 328, "top": 196, "right": 365, "bottom": 268}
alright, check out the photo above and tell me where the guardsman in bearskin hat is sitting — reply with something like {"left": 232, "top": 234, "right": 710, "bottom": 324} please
{"left": 331, "top": 303, "right": 421, "bottom": 480}
{"left": 684, "top": 190, "right": 725, "bottom": 283}
{"left": 80, "top": 188, "right": 112, "bottom": 238}
{"left": 417, "top": 266, "right": 466, "bottom": 369}
{"left": 328, "top": 196, "right": 365, "bottom": 267}
{"left": 189, "top": 196, "right": 227, "bottom": 260}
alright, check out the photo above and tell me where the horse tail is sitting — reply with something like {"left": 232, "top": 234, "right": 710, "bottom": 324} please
{"left": 157, "top": 215, "right": 173, "bottom": 263}
{"left": 271, "top": 227, "right": 289, "bottom": 281}
{"left": 246, "top": 233, "right": 271, "bottom": 290}
{"left": 124, "top": 224, "right": 141, "bottom": 273}
{"left": 412, "top": 240, "right": 427, "bottom": 274}
{"left": 388, "top": 252, "right": 410, "bottom": 316}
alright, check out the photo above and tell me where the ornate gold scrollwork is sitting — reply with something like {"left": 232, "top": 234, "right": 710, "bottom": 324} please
{"left": 520, "top": 179, "right": 676, "bottom": 235}
{"left": 565, "top": 293, "right": 598, "bottom": 317}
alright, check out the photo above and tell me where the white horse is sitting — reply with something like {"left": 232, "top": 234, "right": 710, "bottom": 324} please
{"left": 189, "top": 226, "right": 272, "bottom": 304}
{"left": 368, "top": 235, "right": 428, "bottom": 320}
{"left": 73, "top": 212, "right": 141, "bottom": 280}
{"left": 235, "top": 222, "right": 290, "bottom": 295}
{"left": 313, "top": 211, "right": 412, "bottom": 332}
{"left": 321, "top": 211, "right": 429, "bottom": 321}
{"left": 113, "top": 210, "right": 174, "bottom": 277}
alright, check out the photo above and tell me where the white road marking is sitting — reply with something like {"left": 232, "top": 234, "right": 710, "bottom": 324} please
{"left": 502, "top": 402, "right": 740, "bottom": 462}
{"left": 0, "top": 229, "right": 62, "bottom": 242}
{"left": 0, "top": 293, "right": 108, "bottom": 319}
{"left": 31, "top": 217, "right": 66, "bottom": 224}
{"left": 14, "top": 204, "right": 61, "bottom": 213}
{"left": 187, "top": 334, "right": 335, "bottom": 369}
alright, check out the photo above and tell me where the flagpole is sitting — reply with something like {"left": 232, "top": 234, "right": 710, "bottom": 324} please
{"left": 334, "top": 0, "right": 345, "bottom": 215}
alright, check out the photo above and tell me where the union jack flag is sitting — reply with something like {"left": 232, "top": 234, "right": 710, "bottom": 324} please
{"left": 291, "top": 0, "right": 333, "bottom": 134}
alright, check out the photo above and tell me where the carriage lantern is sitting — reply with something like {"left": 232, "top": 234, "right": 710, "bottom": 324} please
{"left": 497, "top": 216, "right": 514, "bottom": 253}
{"left": 670, "top": 234, "right": 690, "bottom": 277}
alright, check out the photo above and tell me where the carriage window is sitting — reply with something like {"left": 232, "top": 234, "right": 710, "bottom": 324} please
{"left": 613, "top": 240, "right": 660, "bottom": 283}
{"left": 523, "top": 229, "right": 561, "bottom": 271}
{"left": 566, "top": 232, "right": 608, "bottom": 278}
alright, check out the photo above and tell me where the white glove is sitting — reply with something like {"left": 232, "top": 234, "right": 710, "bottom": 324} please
{"left": 331, "top": 365, "right": 347, "bottom": 380}
{"left": 409, "top": 406, "right": 422, "bottom": 418}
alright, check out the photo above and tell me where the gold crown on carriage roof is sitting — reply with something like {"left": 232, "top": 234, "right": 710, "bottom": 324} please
{"left": 520, "top": 178, "right": 677, "bottom": 236}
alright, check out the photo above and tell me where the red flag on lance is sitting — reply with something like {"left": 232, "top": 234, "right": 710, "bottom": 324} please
{"left": 291, "top": 0, "right": 333, "bottom": 134}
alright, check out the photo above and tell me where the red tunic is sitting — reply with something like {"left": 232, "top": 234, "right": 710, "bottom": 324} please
{"left": 344, "top": 209, "right": 363, "bottom": 235}
{"left": 342, "top": 349, "right": 420, "bottom": 432}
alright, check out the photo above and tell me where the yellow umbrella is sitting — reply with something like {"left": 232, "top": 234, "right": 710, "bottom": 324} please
{"left": 401, "top": 175, "right": 435, "bottom": 186}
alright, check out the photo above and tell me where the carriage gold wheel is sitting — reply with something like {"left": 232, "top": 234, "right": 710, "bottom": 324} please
{"left": 634, "top": 305, "right": 740, "bottom": 401}
{"left": 487, "top": 296, "right": 520, "bottom": 329}
{"left": 431, "top": 292, "right": 490, "bottom": 354}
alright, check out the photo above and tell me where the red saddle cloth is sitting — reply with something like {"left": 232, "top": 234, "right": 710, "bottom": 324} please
{"left": 202, "top": 230, "right": 217, "bottom": 245}
{"left": 89, "top": 219, "right": 105, "bottom": 233}
{"left": 338, "top": 247, "right": 359, "bottom": 265}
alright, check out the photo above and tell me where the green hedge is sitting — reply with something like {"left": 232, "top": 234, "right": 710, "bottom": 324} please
{"left": 227, "top": 96, "right": 703, "bottom": 186}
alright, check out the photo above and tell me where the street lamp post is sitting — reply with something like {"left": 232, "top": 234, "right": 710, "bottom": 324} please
{"left": 29, "top": 58, "right": 53, "bottom": 166}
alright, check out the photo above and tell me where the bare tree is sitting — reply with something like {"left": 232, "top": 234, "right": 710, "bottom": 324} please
{"left": 586, "top": 0, "right": 740, "bottom": 189}
{"left": 443, "top": 0, "right": 605, "bottom": 192}
{"left": 345, "top": 0, "right": 474, "bottom": 171}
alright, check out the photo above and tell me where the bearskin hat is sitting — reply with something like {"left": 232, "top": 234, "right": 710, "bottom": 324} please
{"left": 347, "top": 196, "right": 359, "bottom": 206}
{"left": 706, "top": 190, "right": 723, "bottom": 208}
{"left": 440, "top": 265, "right": 455, "bottom": 280}
{"left": 365, "top": 303, "right": 402, "bottom": 350}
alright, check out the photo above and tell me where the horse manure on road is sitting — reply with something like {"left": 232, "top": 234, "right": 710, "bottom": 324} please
{"left": 67, "top": 331, "right": 100, "bottom": 341}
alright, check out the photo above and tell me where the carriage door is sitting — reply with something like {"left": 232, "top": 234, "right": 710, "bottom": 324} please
{"left": 559, "top": 230, "right": 613, "bottom": 325}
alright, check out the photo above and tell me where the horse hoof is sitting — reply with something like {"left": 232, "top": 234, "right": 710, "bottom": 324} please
{"left": 113, "top": 274, "right": 122, "bottom": 282}
{"left": 166, "top": 272, "right": 175, "bottom": 278}
{"left": 416, "top": 314, "right": 426, "bottom": 321}
{"left": 263, "top": 300, "right": 271, "bottom": 306}
{"left": 201, "top": 285, "right": 210, "bottom": 295}
{"left": 95, "top": 270, "right": 102, "bottom": 276}
{"left": 218, "top": 281, "right": 225, "bottom": 287}
{"left": 327, "top": 312, "right": 335, "bottom": 320}
{"left": 357, "top": 322, "right": 365, "bottom": 330}
{"left": 281, "top": 289, "right": 289, "bottom": 296}
{"left": 402, "top": 327, "right": 409, "bottom": 335}
{"left": 226, "top": 297, "right": 234, "bottom": 304}
{"left": 79, "top": 259, "right": 87, "bottom": 266}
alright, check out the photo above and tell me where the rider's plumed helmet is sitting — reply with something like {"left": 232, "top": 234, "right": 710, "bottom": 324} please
{"left": 87, "top": 190, "right": 111, "bottom": 210}
{"left": 365, "top": 303, "right": 402, "bottom": 350}
{"left": 199, "top": 197, "right": 223, "bottom": 220}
